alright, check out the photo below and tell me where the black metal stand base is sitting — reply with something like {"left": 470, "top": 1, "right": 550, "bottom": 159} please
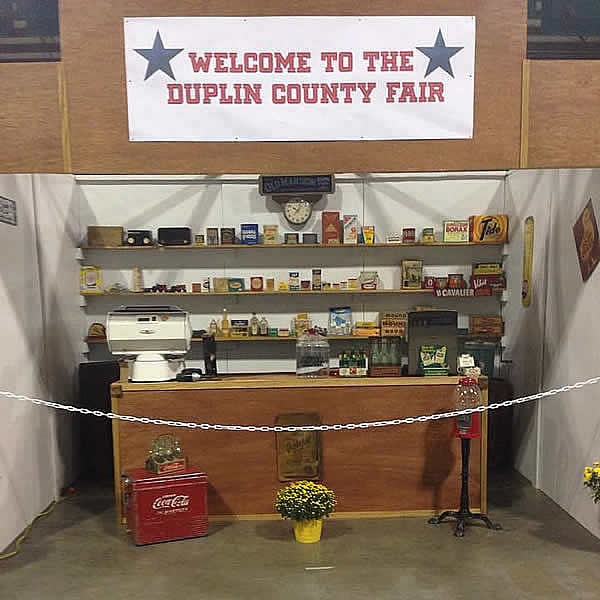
{"left": 428, "top": 437, "right": 502, "bottom": 537}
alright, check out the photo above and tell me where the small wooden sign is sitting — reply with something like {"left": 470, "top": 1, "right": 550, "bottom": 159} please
{"left": 275, "top": 413, "right": 321, "bottom": 482}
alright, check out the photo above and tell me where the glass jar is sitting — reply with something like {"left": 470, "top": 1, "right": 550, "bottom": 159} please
{"left": 454, "top": 376, "right": 482, "bottom": 438}
{"left": 296, "top": 329, "right": 330, "bottom": 378}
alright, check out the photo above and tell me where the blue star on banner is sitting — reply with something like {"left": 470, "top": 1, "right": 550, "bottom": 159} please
{"left": 416, "top": 29, "right": 464, "bottom": 78}
{"left": 134, "top": 31, "right": 183, "bottom": 81}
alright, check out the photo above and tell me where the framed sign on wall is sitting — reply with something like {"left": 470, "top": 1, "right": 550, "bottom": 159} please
{"left": 123, "top": 16, "right": 476, "bottom": 142}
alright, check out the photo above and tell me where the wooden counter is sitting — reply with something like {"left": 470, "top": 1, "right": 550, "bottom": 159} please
{"left": 111, "top": 375, "right": 487, "bottom": 521}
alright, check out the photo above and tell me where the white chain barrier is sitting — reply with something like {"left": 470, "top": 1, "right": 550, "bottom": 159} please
{"left": 1, "top": 376, "right": 599, "bottom": 433}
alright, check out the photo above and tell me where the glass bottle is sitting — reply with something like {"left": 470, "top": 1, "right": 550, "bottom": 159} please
{"left": 250, "top": 312, "right": 260, "bottom": 336}
{"left": 220, "top": 308, "right": 230, "bottom": 338}
{"left": 259, "top": 316, "right": 269, "bottom": 336}
{"left": 208, "top": 318, "right": 218, "bottom": 336}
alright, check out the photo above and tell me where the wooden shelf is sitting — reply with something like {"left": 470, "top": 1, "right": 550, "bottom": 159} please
{"left": 86, "top": 334, "right": 500, "bottom": 345}
{"left": 80, "top": 289, "right": 503, "bottom": 297}
{"left": 81, "top": 241, "right": 504, "bottom": 251}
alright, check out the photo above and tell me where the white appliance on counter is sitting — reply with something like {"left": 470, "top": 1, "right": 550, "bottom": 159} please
{"left": 107, "top": 305, "right": 191, "bottom": 382}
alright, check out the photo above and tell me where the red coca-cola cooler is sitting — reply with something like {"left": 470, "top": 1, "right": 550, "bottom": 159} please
{"left": 122, "top": 467, "right": 208, "bottom": 546}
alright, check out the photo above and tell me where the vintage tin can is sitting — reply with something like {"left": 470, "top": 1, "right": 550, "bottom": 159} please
{"left": 424, "top": 276, "right": 436, "bottom": 290}
{"left": 228, "top": 278, "right": 245, "bottom": 292}
{"left": 263, "top": 225, "right": 279, "bottom": 244}
{"left": 266, "top": 278, "right": 275, "bottom": 291}
{"left": 206, "top": 227, "right": 219, "bottom": 245}
{"left": 402, "top": 228, "right": 416, "bottom": 243}
{"left": 192, "top": 283, "right": 202, "bottom": 293}
{"left": 348, "top": 278, "right": 359, "bottom": 290}
{"left": 220, "top": 227, "right": 235, "bottom": 245}
{"left": 123, "top": 468, "right": 208, "bottom": 546}
{"left": 240, "top": 223, "right": 259, "bottom": 245}
{"left": 194, "top": 234, "right": 205, "bottom": 245}
{"left": 301, "top": 280, "right": 311, "bottom": 290}
{"left": 250, "top": 276, "right": 264, "bottom": 292}
{"left": 312, "top": 269, "right": 322, "bottom": 290}
{"left": 448, "top": 273, "right": 466, "bottom": 289}
{"left": 422, "top": 228, "right": 436, "bottom": 243}
{"left": 434, "top": 277, "right": 448, "bottom": 289}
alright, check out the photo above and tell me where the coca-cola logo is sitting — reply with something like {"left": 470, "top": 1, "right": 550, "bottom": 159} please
{"left": 152, "top": 494, "right": 191, "bottom": 510}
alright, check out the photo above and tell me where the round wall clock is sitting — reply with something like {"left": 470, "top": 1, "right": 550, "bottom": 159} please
{"left": 283, "top": 197, "right": 312, "bottom": 226}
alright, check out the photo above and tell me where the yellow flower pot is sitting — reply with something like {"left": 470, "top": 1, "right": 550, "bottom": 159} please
{"left": 293, "top": 519, "right": 323, "bottom": 543}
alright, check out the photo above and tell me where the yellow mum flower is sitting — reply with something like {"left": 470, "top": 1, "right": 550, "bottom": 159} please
{"left": 585, "top": 472, "right": 592, "bottom": 482}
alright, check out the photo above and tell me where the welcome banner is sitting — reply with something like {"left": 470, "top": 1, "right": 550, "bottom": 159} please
{"left": 124, "top": 16, "right": 476, "bottom": 142}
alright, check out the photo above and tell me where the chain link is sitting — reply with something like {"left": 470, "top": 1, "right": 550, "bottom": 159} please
{"left": 2, "top": 376, "right": 600, "bottom": 432}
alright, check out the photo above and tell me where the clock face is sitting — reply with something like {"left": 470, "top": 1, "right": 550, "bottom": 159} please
{"left": 284, "top": 198, "right": 312, "bottom": 225}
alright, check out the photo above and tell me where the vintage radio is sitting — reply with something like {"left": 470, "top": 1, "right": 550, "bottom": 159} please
{"left": 157, "top": 227, "right": 192, "bottom": 246}
{"left": 123, "top": 468, "right": 208, "bottom": 546}
{"left": 322, "top": 211, "right": 341, "bottom": 245}
{"left": 126, "top": 230, "right": 153, "bottom": 246}
{"left": 87, "top": 226, "right": 124, "bottom": 247}
{"left": 470, "top": 215, "right": 509, "bottom": 244}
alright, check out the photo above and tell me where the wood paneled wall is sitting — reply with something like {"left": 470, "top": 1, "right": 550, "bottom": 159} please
{"left": 0, "top": 62, "right": 64, "bottom": 173}
{"left": 59, "top": 1, "right": 526, "bottom": 174}
{"left": 525, "top": 60, "right": 600, "bottom": 169}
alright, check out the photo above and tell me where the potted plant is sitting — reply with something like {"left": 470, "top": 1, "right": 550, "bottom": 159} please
{"left": 274, "top": 480, "right": 337, "bottom": 543}
{"left": 584, "top": 461, "right": 600, "bottom": 503}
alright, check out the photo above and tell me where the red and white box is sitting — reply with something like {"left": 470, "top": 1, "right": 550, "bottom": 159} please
{"left": 123, "top": 467, "right": 208, "bottom": 546}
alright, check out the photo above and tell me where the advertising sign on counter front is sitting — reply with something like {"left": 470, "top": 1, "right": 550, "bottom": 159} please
{"left": 123, "top": 16, "right": 476, "bottom": 142}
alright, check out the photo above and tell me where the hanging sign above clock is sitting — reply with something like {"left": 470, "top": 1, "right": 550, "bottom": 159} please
{"left": 259, "top": 175, "right": 335, "bottom": 196}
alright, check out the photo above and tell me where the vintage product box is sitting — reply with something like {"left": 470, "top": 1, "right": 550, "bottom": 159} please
{"left": 343, "top": 215, "right": 359, "bottom": 244}
{"left": 87, "top": 226, "right": 123, "bottom": 247}
{"left": 359, "top": 271, "right": 379, "bottom": 290}
{"left": 194, "top": 234, "right": 205, "bottom": 245}
{"left": 362, "top": 226, "right": 375, "bottom": 244}
{"left": 312, "top": 268, "right": 322, "bottom": 290}
{"left": 470, "top": 274, "right": 506, "bottom": 292}
{"left": 348, "top": 278, "right": 359, "bottom": 290}
{"left": 213, "top": 277, "right": 229, "bottom": 293}
{"left": 386, "top": 232, "right": 403, "bottom": 244}
{"left": 124, "top": 468, "right": 208, "bottom": 546}
{"left": 220, "top": 227, "right": 236, "bottom": 244}
{"left": 278, "top": 328, "right": 290, "bottom": 337}
{"left": 192, "top": 283, "right": 202, "bottom": 293}
{"left": 302, "top": 233, "right": 319, "bottom": 244}
{"left": 402, "top": 228, "right": 416, "bottom": 243}
{"left": 322, "top": 211, "right": 341, "bottom": 245}
{"left": 289, "top": 272, "right": 300, "bottom": 291}
{"left": 332, "top": 283, "right": 340, "bottom": 290}
{"left": 284, "top": 233, "right": 299, "bottom": 245}
{"left": 443, "top": 220, "right": 470, "bottom": 243}
{"left": 268, "top": 327, "right": 279, "bottom": 337}
{"left": 263, "top": 225, "right": 279, "bottom": 244}
{"left": 202, "top": 277, "right": 210, "bottom": 293}
{"left": 380, "top": 311, "right": 408, "bottom": 338}
{"left": 352, "top": 327, "right": 381, "bottom": 337}
{"left": 278, "top": 281, "right": 289, "bottom": 291}
{"left": 250, "top": 276, "right": 264, "bottom": 292}
{"left": 206, "top": 227, "right": 219, "bottom": 245}
{"left": 231, "top": 319, "right": 249, "bottom": 337}
{"left": 470, "top": 315, "right": 504, "bottom": 336}
{"left": 240, "top": 223, "right": 259, "bottom": 245}
{"left": 401, "top": 260, "right": 423, "bottom": 289}
{"left": 80, "top": 266, "right": 103, "bottom": 293}
{"left": 228, "top": 278, "right": 245, "bottom": 292}
{"left": 470, "top": 214, "right": 509, "bottom": 244}
{"left": 266, "top": 278, "right": 275, "bottom": 291}
{"left": 472, "top": 262, "right": 504, "bottom": 275}
{"left": 301, "top": 280, "right": 311, "bottom": 290}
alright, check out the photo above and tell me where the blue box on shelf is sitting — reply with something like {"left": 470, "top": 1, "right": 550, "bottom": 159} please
{"left": 241, "top": 224, "right": 259, "bottom": 245}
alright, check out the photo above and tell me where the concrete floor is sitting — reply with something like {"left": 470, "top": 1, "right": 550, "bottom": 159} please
{"left": 1, "top": 471, "right": 599, "bottom": 600}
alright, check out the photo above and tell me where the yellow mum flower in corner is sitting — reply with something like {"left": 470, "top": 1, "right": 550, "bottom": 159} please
{"left": 584, "top": 472, "right": 592, "bottom": 482}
